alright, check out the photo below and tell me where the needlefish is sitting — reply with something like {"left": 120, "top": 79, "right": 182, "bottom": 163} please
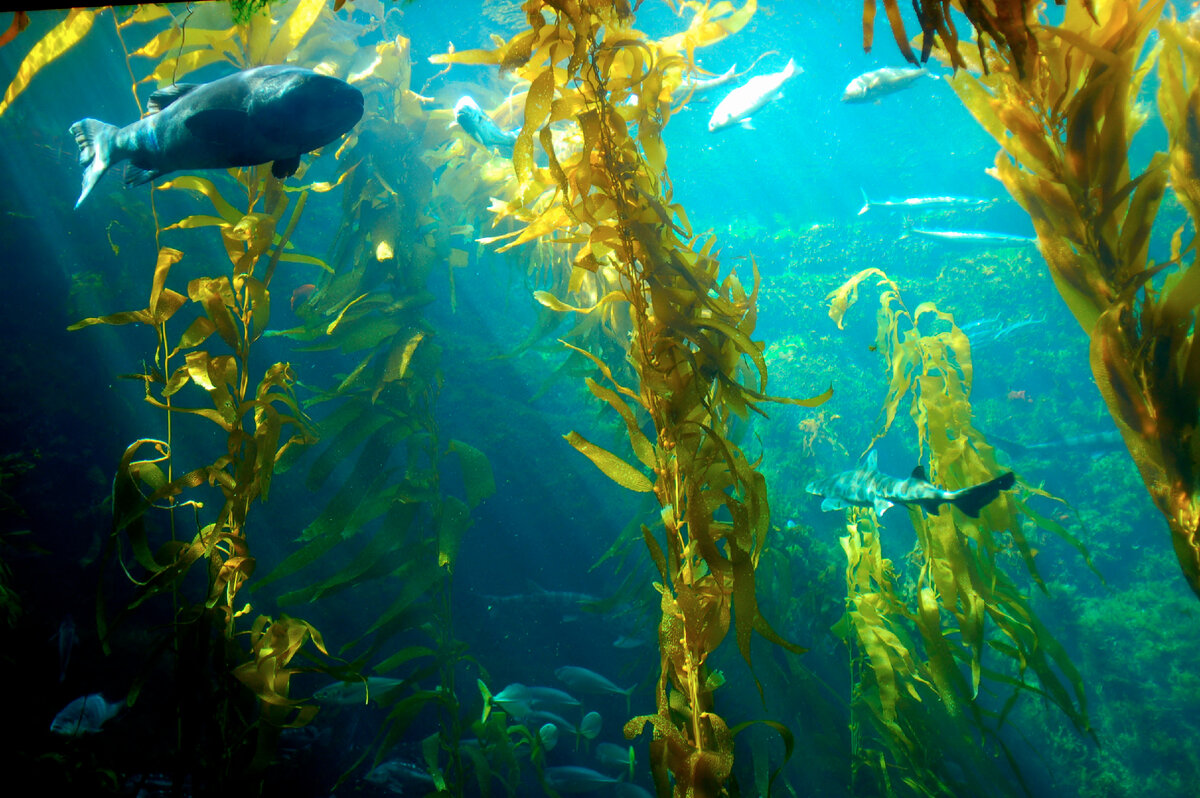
{"left": 905, "top": 226, "right": 1037, "bottom": 245}
{"left": 806, "top": 451, "right": 1015, "bottom": 518}
{"left": 858, "top": 188, "right": 992, "bottom": 215}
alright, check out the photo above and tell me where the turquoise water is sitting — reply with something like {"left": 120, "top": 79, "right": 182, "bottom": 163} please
{"left": 0, "top": 2, "right": 1196, "bottom": 796}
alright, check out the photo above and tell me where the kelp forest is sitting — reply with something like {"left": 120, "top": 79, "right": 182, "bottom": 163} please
{"left": 0, "top": 0, "right": 1198, "bottom": 797}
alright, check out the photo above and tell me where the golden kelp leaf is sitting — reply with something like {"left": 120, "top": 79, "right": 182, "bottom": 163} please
{"left": 0, "top": 8, "right": 96, "bottom": 117}
{"left": 827, "top": 267, "right": 892, "bottom": 329}
{"left": 585, "top": 377, "right": 656, "bottom": 470}
{"left": 188, "top": 277, "right": 240, "bottom": 350}
{"left": 564, "top": 431, "right": 654, "bottom": 492}
{"left": 160, "top": 176, "right": 243, "bottom": 224}
{"left": 266, "top": 0, "right": 324, "bottom": 64}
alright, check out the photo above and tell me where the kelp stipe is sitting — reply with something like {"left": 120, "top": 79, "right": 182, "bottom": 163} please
{"left": 437, "top": 1, "right": 825, "bottom": 794}
{"left": 62, "top": 2, "right": 355, "bottom": 789}
{"left": 828, "top": 271, "right": 1096, "bottom": 795}
{"left": 249, "top": 14, "right": 501, "bottom": 794}
{"left": 931, "top": 0, "right": 1200, "bottom": 600}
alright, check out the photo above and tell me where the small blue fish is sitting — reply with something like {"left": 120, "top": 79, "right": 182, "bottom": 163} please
{"left": 50, "top": 693, "right": 123, "bottom": 735}
{"left": 453, "top": 96, "right": 518, "bottom": 149}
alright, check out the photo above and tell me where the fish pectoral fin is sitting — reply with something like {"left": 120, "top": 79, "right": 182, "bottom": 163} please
{"left": 123, "top": 163, "right": 163, "bottom": 188}
{"left": 147, "top": 83, "right": 199, "bottom": 115}
{"left": 184, "top": 108, "right": 253, "bottom": 145}
{"left": 872, "top": 498, "right": 894, "bottom": 516}
{"left": 739, "top": 118, "right": 755, "bottom": 130}
{"left": 272, "top": 154, "right": 301, "bottom": 178}
{"left": 820, "top": 497, "right": 848, "bottom": 512}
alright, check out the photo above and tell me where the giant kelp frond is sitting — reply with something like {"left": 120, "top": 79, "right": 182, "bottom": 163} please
{"left": 860, "top": 0, "right": 1093, "bottom": 77}
{"left": 829, "top": 272, "right": 1095, "bottom": 793}
{"left": 436, "top": 2, "right": 822, "bottom": 794}
{"left": 942, "top": 0, "right": 1200, "bottom": 601}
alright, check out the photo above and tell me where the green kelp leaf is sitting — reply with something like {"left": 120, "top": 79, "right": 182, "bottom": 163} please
{"left": 252, "top": 534, "right": 339, "bottom": 592}
{"left": 437, "top": 496, "right": 470, "bottom": 570}
{"left": 299, "top": 421, "right": 406, "bottom": 541}
{"left": 374, "top": 645, "right": 435, "bottom": 675}
{"left": 305, "top": 401, "right": 391, "bottom": 491}
{"left": 447, "top": 440, "right": 495, "bottom": 509}
{"left": 564, "top": 431, "right": 654, "bottom": 492}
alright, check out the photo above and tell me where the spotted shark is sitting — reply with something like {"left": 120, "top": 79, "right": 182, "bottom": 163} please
{"left": 806, "top": 451, "right": 1015, "bottom": 518}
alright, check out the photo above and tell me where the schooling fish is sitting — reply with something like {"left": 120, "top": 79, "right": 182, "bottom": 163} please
{"left": 70, "top": 65, "right": 364, "bottom": 208}
{"left": 842, "top": 66, "right": 938, "bottom": 103}
{"left": 707, "top": 58, "right": 799, "bottom": 132}
{"left": 50, "top": 693, "right": 123, "bottom": 735}
{"left": 453, "top": 95, "right": 518, "bottom": 149}
{"left": 806, "top": 451, "right": 1015, "bottom": 518}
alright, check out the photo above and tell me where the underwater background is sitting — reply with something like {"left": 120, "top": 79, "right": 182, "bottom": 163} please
{"left": 1, "top": 1, "right": 1198, "bottom": 796}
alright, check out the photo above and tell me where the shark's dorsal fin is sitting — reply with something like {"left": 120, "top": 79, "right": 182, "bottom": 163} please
{"left": 864, "top": 450, "right": 879, "bottom": 471}
{"left": 911, "top": 465, "right": 927, "bottom": 481}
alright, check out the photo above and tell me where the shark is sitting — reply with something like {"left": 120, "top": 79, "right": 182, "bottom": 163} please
{"left": 806, "top": 451, "right": 1016, "bottom": 518}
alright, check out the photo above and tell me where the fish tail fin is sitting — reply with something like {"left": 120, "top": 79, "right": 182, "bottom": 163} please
{"left": 477, "top": 678, "right": 493, "bottom": 724}
{"left": 70, "top": 118, "right": 119, "bottom": 208}
{"left": 783, "top": 57, "right": 798, "bottom": 78}
{"left": 953, "top": 471, "right": 1016, "bottom": 518}
{"left": 858, "top": 187, "right": 871, "bottom": 216}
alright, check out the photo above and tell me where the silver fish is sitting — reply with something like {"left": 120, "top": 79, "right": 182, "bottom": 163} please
{"left": 708, "top": 58, "right": 799, "bottom": 132}
{"left": 907, "top": 226, "right": 1037, "bottom": 245}
{"left": 555, "top": 665, "right": 634, "bottom": 713}
{"left": 858, "top": 188, "right": 993, "bottom": 216}
{"left": 991, "top": 430, "right": 1124, "bottom": 456}
{"left": 51, "top": 693, "right": 123, "bottom": 735}
{"left": 674, "top": 64, "right": 737, "bottom": 98}
{"left": 805, "top": 451, "right": 1015, "bottom": 518}
{"left": 71, "top": 65, "right": 363, "bottom": 208}
{"left": 842, "top": 66, "right": 938, "bottom": 103}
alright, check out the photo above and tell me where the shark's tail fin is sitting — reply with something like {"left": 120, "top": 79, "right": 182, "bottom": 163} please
{"left": 70, "top": 118, "right": 119, "bottom": 208}
{"left": 952, "top": 471, "right": 1016, "bottom": 518}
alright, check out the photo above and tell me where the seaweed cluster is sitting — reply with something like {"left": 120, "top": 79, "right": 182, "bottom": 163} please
{"left": 438, "top": 1, "right": 827, "bottom": 793}
{"left": 829, "top": 270, "right": 1095, "bottom": 793}
{"left": 938, "top": 0, "right": 1200, "bottom": 602}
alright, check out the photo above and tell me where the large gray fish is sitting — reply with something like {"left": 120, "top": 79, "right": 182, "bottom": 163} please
{"left": 70, "top": 65, "right": 364, "bottom": 208}
{"left": 453, "top": 95, "right": 518, "bottom": 149}
{"left": 842, "top": 66, "right": 938, "bottom": 103}
{"left": 806, "top": 451, "right": 1015, "bottom": 518}
{"left": 50, "top": 693, "right": 123, "bottom": 735}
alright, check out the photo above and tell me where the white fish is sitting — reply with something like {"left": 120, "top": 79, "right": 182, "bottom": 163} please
{"left": 707, "top": 58, "right": 799, "bottom": 132}
{"left": 555, "top": 666, "right": 634, "bottom": 713}
{"left": 842, "top": 66, "right": 938, "bottom": 103}
{"left": 50, "top": 693, "right": 123, "bottom": 735}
